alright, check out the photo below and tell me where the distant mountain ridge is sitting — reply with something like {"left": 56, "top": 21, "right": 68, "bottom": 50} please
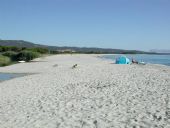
{"left": 150, "top": 49, "right": 170, "bottom": 53}
{"left": 0, "top": 40, "right": 149, "bottom": 54}
{"left": 0, "top": 40, "right": 46, "bottom": 48}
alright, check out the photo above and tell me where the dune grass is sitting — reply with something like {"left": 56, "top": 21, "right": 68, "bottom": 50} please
{"left": 0, "top": 55, "right": 11, "bottom": 66}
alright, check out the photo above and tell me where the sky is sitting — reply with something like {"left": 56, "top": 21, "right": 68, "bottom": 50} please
{"left": 0, "top": 0, "right": 170, "bottom": 51}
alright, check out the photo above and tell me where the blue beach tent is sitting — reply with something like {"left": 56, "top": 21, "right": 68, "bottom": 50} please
{"left": 116, "top": 56, "right": 130, "bottom": 64}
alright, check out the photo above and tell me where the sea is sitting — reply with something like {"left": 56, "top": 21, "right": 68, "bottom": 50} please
{"left": 102, "top": 54, "right": 170, "bottom": 66}
{"left": 0, "top": 73, "right": 28, "bottom": 82}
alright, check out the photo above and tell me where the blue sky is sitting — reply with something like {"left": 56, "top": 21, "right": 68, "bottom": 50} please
{"left": 0, "top": 0, "right": 170, "bottom": 51}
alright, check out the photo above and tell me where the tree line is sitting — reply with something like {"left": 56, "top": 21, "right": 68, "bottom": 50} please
{"left": 0, "top": 46, "right": 49, "bottom": 66}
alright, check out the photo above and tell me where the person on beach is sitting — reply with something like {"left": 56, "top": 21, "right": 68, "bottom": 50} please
{"left": 132, "top": 58, "right": 138, "bottom": 64}
{"left": 72, "top": 64, "right": 78, "bottom": 69}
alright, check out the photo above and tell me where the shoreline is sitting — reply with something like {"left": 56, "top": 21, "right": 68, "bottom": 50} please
{"left": 99, "top": 54, "right": 170, "bottom": 67}
{"left": 0, "top": 54, "right": 170, "bottom": 127}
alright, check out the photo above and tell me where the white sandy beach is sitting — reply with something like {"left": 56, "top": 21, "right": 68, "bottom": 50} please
{"left": 0, "top": 54, "right": 170, "bottom": 128}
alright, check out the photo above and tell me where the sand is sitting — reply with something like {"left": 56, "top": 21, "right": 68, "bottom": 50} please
{"left": 0, "top": 54, "right": 170, "bottom": 128}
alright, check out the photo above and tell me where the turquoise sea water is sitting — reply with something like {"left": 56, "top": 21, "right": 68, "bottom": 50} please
{"left": 103, "top": 54, "right": 170, "bottom": 66}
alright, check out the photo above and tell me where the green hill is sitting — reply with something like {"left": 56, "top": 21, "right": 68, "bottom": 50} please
{"left": 0, "top": 39, "right": 149, "bottom": 54}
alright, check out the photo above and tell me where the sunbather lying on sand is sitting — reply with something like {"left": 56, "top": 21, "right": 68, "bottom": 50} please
{"left": 132, "top": 58, "right": 138, "bottom": 64}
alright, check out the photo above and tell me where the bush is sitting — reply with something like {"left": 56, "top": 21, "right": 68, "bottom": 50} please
{"left": 0, "top": 55, "right": 11, "bottom": 66}
{"left": 0, "top": 46, "right": 10, "bottom": 52}
{"left": 50, "top": 50, "right": 60, "bottom": 54}
{"left": 27, "top": 47, "right": 49, "bottom": 54}
{"left": 0, "top": 47, "right": 2, "bottom": 52}
{"left": 0, "top": 46, "right": 21, "bottom": 52}
{"left": 2, "top": 51, "right": 18, "bottom": 61}
{"left": 10, "top": 46, "right": 22, "bottom": 52}
{"left": 17, "top": 51, "right": 40, "bottom": 62}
